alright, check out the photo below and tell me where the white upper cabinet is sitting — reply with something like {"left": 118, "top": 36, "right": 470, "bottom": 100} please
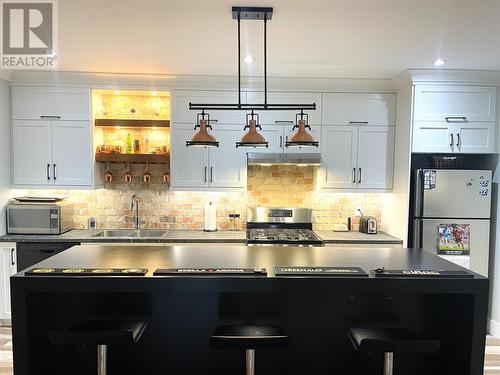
{"left": 319, "top": 126, "right": 358, "bottom": 189}
{"left": 322, "top": 93, "right": 396, "bottom": 126}
{"left": 170, "top": 123, "right": 209, "bottom": 188}
{"left": 170, "top": 123, "right": 246, "bottom": 190}
{"left": 414, "top": 85, "right": 496, "bottom": 122}
{"left": 13, "top": 120, "right": 53, "bottom": 185}
{"left": 12, "top": 87, "right": 90, "bottom": 120}
{"left": 357, "top": 126, "right": 395, "bottom": 189}
{"left": 412, "top": 122, "right": 455, "bottom": 153}
{"left": 11, "top": 87, "right": 94, "bottom": 187}
{"left": 51, "top": 121, "right": 92, "bottom": 185}
{"left": 171, "top": 90, "right": 247, "bottom": 124}
{"left": 209, "top": 125, "right": 247, "bottom": 188}
{"left": 456, "top": 123, "right": 495, "bottom": 153}
{"left": 246, "top": 92, "right": 322, "bottom": 125}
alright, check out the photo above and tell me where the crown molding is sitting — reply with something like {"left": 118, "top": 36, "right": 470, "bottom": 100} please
{"left": 393, "top": 69, "right": 500, "bottom": 88}
{"left": 0, "top": 71, "right": 12, "bottom": 81}
{"left": 7, "top": 70, "right": 396, "bottom": 92}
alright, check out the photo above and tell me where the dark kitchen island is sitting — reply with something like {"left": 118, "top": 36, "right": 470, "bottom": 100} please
{"left": 11, "top": 245, "right": 488, "bottom": 375}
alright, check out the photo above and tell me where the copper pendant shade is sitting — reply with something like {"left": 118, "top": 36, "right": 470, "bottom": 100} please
{"left": 186, "top": 112, "right": 219, "bottom": 148}
{"left": 236, "top": 113, "right": 269, "bottom": 148}
{"left": 286, "top": 113, "right": 319, "bottom": 148}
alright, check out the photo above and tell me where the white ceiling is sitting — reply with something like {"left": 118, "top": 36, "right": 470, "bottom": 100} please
{"left": 54, "top": 0, "right": 500, "bottom": 78}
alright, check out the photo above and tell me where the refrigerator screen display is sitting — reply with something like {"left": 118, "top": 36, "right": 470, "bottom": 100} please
{"left": 437, "top": 224, "right": 470, "bottom": 255}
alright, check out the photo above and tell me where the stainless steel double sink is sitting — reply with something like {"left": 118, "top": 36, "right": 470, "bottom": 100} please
{"left": 91, "top": 229, "right": 168, "bottom": 238}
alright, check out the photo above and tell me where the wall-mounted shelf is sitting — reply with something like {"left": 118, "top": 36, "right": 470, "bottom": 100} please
{"left": 95, "top": 154, "right": 169, "bottom": 164}
{"left": 95, "top": 119, "right": 170, "bottom": 128}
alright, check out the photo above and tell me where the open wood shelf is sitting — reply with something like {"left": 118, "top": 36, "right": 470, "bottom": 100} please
{"left": 95, "top": 153, "right": 170, "bottom": 164}
{"left": 95, "top": 119, "right": 170, "bottom": 128}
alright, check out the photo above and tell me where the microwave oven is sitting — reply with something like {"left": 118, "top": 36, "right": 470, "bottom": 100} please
{"left": 7, "top": 201, "right": 74, "bottom": 234}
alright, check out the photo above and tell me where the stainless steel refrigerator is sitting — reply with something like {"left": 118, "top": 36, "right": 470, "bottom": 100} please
{"left": 413, "top": 169, "right": 492, "bottom": 276}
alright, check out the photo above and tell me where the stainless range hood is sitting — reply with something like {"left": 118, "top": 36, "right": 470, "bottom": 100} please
{"left": 247, "top": 152, "right": 321, "bottom": 166}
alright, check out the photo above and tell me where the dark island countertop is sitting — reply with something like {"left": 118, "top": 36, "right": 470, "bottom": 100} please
{"left": 14, "top": 244, "right": 482, "bottom": 279}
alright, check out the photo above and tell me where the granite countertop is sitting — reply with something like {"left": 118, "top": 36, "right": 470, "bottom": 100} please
{"left": 315, "top": 230, "right": 403, "bottom": 244}
{"left": 0, "top": 229, "right": 247, "bottom": 243}
{"left": 0, "top": 229, "right": 402, "bottom": 245}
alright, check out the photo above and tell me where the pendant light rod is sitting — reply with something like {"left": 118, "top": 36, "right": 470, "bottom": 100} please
{"left": 238, "top": 14, "right": 241, "bottom": 108}
{"left": 264, "top": 16, "right": 267, "bottom": 107}
{"left": 189, "top": 6, "right": 316, "bottom": 113}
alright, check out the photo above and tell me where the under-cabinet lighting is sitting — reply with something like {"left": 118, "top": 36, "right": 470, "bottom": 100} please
{"left": 434, "top": 58, "right": 446, "bottom": 66}
{"left": 243, "top": 56, "right": 254, "bottom": 64}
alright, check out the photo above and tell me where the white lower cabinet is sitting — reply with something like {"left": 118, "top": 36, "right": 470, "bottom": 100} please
{"left": 412, "top": 121, "right": 495, "bottom": 153}
{"left": 0, "top": 244, "right": 16, "bottom": 321}
{"left": 319, "top": 125, "right": 394, "bottom": 190}
{"left": 171, "top": 124, "right": 246, "bottom": 189}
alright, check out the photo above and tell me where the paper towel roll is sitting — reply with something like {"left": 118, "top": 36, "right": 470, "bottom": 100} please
{"left": 204, "top": 201, "right": 217, "bottom": 232}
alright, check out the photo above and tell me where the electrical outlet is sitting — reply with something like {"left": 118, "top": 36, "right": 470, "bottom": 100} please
{"left": 355, "top": 206, "right": 363, "bottom": 216}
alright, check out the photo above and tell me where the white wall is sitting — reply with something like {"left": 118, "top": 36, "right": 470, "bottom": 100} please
{"left": 381, "top": 85, "right": 413, "bottom": 246}
{"left": 0, "top": 79, "right": 10, "bottom": 235}
{"left": 489, "top": 87, "right": 500, "bottom": 337}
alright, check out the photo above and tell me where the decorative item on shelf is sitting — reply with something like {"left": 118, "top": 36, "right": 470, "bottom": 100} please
{"left": 186, "top": 111, "right": 219, "bottom": 148}
{"left": 125, "top": 133, "right": 134, "bottom": 154}
{"left": 143, "top": 164, "right": 151, "bottom": 183}
{"left": 162, "top": 163, "right": 170, "bottom": 183}
{"left": 236, "top": 111, "right": 269, "bottom": 148}
{"left": 187, "top": 7, "right": 316, "bottom": 148}
{"left": 134, "top": 139, "right": 140, "bottom": 153}
{"left": 104, "top": 162, "right": 113, "bottom": 182}
{"left": 285, "top": 111, "right": 319, "bottom": 148}
{"left": 124, "top": 163, "right": 133, "bottom": 183}
{"left": 97, "top": 145, "right": 122, "bottom": 154}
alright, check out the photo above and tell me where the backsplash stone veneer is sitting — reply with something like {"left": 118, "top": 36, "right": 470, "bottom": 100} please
{"left": 22, "top": 165, "right": 383, "bottom": 231}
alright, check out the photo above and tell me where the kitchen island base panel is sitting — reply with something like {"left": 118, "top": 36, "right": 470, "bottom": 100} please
{"left": 11, "top": 245, "right": 488, "bottom": 375}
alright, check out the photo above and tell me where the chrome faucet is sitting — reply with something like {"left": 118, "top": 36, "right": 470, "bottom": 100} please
{"left": 130, "top": 194, "right": 144, "bottom": 230}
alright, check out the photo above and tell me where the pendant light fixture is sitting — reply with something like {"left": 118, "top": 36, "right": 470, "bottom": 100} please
{"left": 186, "top": 6, "right": 318, "bottom": 148}
{"left": 236, "top": 111, "right": 269, "bottom": 148}
{"left": 186, "top": 111, "right": 219, "bottom": 148}
{"left": 286, "top": 111, "right": 319, "bottom": 148}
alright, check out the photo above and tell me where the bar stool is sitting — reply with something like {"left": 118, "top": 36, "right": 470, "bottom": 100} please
{"left": 348, "top": 328, "right": 440, "bottom": 375}
{"left": 210, "top": 325, "right": 289, "bottom": 375}
{"left": 49, "top": 320, "right": 147, "bottom": 375}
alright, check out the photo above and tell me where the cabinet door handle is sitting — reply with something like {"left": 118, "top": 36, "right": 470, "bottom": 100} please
{"left": 47, "top": 163, "right": 51, "bottom": 180}
{"left": 40, "top": 115, "right": 61, "bottom": 119}
{"left": 279, "top": 136, "right": 283, "bottom": 148}
{"left": 456, "top": 133, "right": 460, "bottom": 149}
{"left": 210, "top": 167, "right": 213, "bottom": 182}
{"left": 275, "top": 120, "right": 294, "bottom": 124}
{"left": 450, "top": 134, "right": 454, "bottom": 149}
{"left": 204, "top": 166, "right": 207, "bottom": 183}
{"left": 358, "top": 168, "right": 362, "bottom": 183}
{"left": 349, "top": 121, "right": 368, "bottom": 125}
{"left": 445, "top": 116, "right": 468, "bottom": 123}
{"left": 11, "top": 248, "right": 15, "bottom": 266}
{"left": 352, "top": 168, "right": 356, "bottom": 183}
{"left": 53, "top": 164, "right": 57, "bottom": 181}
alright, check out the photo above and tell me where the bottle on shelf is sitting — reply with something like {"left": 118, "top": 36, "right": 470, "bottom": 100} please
{"left": 126, "top": 133, "right": 133, "bottom": 154}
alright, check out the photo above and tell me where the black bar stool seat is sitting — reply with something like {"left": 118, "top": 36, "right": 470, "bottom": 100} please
{"left": 211, "top": 325, "right": 289, "bottom": 375}
{"left": 349, "top": 328, "right": 440, "bottom": 354}
{"left": 348, "top": 328, "right": 440, "bottom": 375}
{"left": 49, "top": 320, "right": 147, "bottom": 375}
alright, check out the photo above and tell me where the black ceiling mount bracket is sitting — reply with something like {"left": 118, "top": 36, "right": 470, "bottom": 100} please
{"left": 231, "top": 7, "right": 273, "bottom": 20}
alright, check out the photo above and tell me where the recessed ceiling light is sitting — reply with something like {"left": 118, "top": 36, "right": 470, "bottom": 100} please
{"left": 434, "top": 58, "right": 446, "bottom": 67}
{"left": 243, "top": 56, "right": 254, "bottom": 64}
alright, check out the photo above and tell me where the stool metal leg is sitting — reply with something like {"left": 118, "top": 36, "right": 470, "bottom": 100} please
{"left": 383, "top": 352, "right": 393, "bottom": 375}
{"left": 97, "top": 344, "right": 107, "bottom": 375}
{"left": 246, "top": 349, "right": 255, "bottom": 375}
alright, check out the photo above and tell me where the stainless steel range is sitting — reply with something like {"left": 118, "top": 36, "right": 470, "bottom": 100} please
{"left": 246, "top": 207, "right": 324, "bottom": 246}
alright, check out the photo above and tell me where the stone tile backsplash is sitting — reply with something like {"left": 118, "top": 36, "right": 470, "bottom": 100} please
{"left": 21, "top": 165, "right": 384, "bottom": 231}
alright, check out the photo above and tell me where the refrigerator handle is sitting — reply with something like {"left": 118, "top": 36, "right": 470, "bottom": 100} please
{"left": 415, "top": 169, "right": 425, "bottom": 218}
{"left": 413, "top": 219, "right": 422, "bottom": 248}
